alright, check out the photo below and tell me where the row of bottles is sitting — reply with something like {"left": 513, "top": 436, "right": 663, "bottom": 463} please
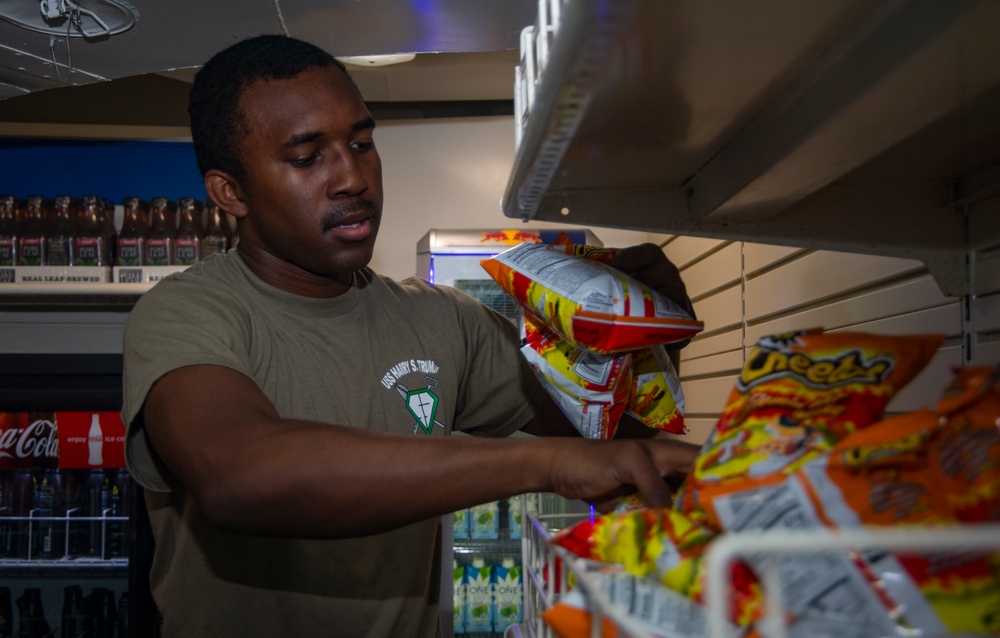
{"left": 0, "top": 195, "right": 232, "bottom": 268}
{"left": 453, "top": 556, "right": 523, "bottom": 636}
{"left": 0, "top": 585, "right": 126, "bottom": 638}
{"left": 0, "top": 469, "right": 129, "bottom": 561}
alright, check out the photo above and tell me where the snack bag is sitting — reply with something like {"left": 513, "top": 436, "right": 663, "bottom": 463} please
{"left": 481, "top": 242, "right": 703, "bottom": 354}
{"left": 789, "top": 366, "right": 1000, "bottom": 635}
{"left": 521, "top": 312, "right": 633, "bottom": 439}
{"left": 541, "top": 562, "right": 738, "bottom": 638}
{"left": 627, "top": 344, "right": 686, "bottom": 435}
{"left": 676, "top": 329, "right": 943, "bottom": 515}
{"left": 551, "top": 499, "right": 763, "bottom": 626}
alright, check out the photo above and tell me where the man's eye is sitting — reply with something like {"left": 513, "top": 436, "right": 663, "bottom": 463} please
{"left": 289, "top": 154, "right": 318, "bottom": 168}
{"left": 352, "top": 141, "right": 374, "bottom": 152}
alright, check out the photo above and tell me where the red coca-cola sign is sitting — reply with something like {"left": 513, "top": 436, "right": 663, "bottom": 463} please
{"left": 0, "top": 412, "right": 59, "bottom": 469}
{"left": 0, "top": 411, "right": 125, "bottom": 470}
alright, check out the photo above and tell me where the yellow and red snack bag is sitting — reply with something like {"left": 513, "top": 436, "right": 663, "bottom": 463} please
{"left": 551, "top": 500, "right": 763, "bottom": 626}
{"left": 481, "top": 242, "right": 703, "bottom": 354}
{"left": 676, "top": 329, "right": 943, "bottom": 515}
{"left": 520, "top": 312, "right": 633, "bottom": 439}
{"left": 627, "top": 345, "right": 686, "bottom": 435}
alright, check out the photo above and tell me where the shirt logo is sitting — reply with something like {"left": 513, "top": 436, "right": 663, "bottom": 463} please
{"left": 380, "top": 357, "right": 445, "bottom": 435}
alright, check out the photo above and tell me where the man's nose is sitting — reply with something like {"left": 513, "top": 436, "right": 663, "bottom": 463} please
{"left": 326, "top": 148, "right": 368, "bottom": 198}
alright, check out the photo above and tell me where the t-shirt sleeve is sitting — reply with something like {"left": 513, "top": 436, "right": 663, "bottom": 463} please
{"left": 122, "top": 277, "right": 252, "bottom": 492}
{"left": 444, "top": 288, "right": 547, "bottom": 438}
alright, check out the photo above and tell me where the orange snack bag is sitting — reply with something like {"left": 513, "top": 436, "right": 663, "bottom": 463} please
{"left": 481, "top": 242, "right": 702, "bottom": 354}
{"left": 676, "top": 329, "right": 943, "bottom": 515}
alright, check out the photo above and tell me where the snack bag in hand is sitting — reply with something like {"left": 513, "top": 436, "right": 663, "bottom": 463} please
{"left": 481, "top": 242, "right": 703, "bottom": 354}
{"left": 520, "top": 312, "right": 633, "bottom": 439}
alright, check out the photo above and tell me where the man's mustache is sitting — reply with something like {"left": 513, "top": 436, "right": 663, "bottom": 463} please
{"left": 321, "top": 199, "right": 380, "bottom": 230}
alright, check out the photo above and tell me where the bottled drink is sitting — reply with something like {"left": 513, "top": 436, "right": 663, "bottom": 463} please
{"left": 61, "top": 470, "right": 86, "bottom": 559}
{"left": 0, "top": 471, "right": 11, "bottom": 557}
{"left": 0, "top": 196, "right": 17, "bottom": 266}
{"left": 114, "top": 592, "right": 128, "bottom": 638}
{"left": 17, "top": 196, "right": 45, "bottom": 266}
{"left": 87, "top": 588, "right": 116, "bottom": 638}
{"left": 84, "top": 469, "right": 108, "bottom": 559}
{"left": 174, "top": 197, "right": 202, "bottom": 265}
{"left": 144, "top": 197, "right": 175, "bottom": 266}
{"left": 106, "top": 470, "right": 128, "bottom": 559}
{"left": 99, "top": 197, "right": 117, "bottom": 264}
{"left": 0, "top": 586, "right": 12, "bottom": 638}
{"left": 33, "top": 468, "right": 65, "bottom": 559}
{"left": 73, "top": 196, "right": 110, "bottom": 266}
{"left": 16, "top": 588, "right": 51, "bottom": 638}
{"left": 116, "top": 197, "right": 147, "bottom": 266}
{"left": 10, "top": 469, "right": 33, "bottom": 559}
{"left": 46, "top": 195, "right": 74, "bottom": 266}
{"left": 61, "top": 585, "right": 86, "bottom": 638}
{"left": 202, "top": 199, "right": 229, "bottom": 259}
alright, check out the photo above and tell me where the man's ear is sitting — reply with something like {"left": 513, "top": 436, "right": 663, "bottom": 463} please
{"left": 204, "top": 169, "right": 248, "bottom": 220}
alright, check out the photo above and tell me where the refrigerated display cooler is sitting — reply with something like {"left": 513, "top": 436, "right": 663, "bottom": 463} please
{"left": 0, "top": 351, "right": 159, "bottom": 637}
{"left": 417, "top": 228, "right": 601, "bottom": 637}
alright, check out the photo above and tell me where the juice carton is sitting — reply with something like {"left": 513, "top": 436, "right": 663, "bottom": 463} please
{"left": 469, "top": 501, "right": 499, "bottom": 540}
{"left": 453, "top": 508, "right": 470, "bottom": 541}
{"left": 493, "top": 557, "right": 523, "bottom": 632}
{"left": 453, "top": 560, "right": 466, "bottom": 634}
{"left": 507, "top": 497, "right": 522, "bottom": 540}
{"left": 464, "top": 558, "right": 493, "bottom": 632}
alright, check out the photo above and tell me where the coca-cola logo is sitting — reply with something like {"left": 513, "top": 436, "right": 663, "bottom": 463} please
{"left": 0, "top": 417, "right": 59, "bottom": 461}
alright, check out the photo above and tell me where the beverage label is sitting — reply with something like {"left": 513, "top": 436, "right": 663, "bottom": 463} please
{"left": 146, "top": 239, "right": 171, "bottom": 266}
{"left": 453, "top": 563, "right": 466, "bottom": 634}
{"left": 493, "top": 560, "right": 523, "bottom": 631}
{"left": 46, "top": 237, "right": 72, "bottom": 266}
{"left": 74, "top": 237, "right": 104, "bottom": 266}
{"left": 0, "top": 413, "right": 58, "bottom": 469}
{"left": 18, "top": 238, "right": 43, "bottom": 266}
{"left": 464, "top": 563, "right": 493, "bottom": 632}
{"left": 453, "top": 508, "right": 470, "bottom": 540}
{"left": 0, "top": 239, "right": 14, "bottom": 266}
{"left": 174, "top": 239, "right": 200, "bottom": 265}
{"left": 507, "top": 497, "right": 522, "bottom": 540}
{"left": 116, "top": 239, "right": 143, "bottom": 266}
{"left": 470, "top": 501, "right": 499, "bottom": 540}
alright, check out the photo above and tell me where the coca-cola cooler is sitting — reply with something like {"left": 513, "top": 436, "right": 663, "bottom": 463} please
{"left": 0, "top": 359, "right": 160, "bottom": 638}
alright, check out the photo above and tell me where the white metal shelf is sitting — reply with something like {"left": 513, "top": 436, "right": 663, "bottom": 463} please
{"left": 503, "top": 0, "right": 1000, "bottom": 296}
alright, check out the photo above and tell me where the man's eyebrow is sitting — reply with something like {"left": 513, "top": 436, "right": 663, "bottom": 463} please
{"left": 283, "top": 131, "right": 322, "bottom": 149}
{"left": 282, "top": 118, "right": 374, "bottom": 148}
{"left": 353, "top": 116, "right": 376, "bottom": 132}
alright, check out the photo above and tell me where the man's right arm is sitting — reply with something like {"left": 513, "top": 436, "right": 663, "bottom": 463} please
{"left": 142, "top": 363, "right": 693, "bottom": 539}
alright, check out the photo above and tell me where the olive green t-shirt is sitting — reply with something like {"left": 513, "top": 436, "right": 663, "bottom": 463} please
{"left": 122, "top": 252, "right": 545, "bottom": 638}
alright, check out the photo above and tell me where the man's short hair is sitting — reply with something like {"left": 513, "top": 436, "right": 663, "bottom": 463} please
{"left": 188, "top": 34, "right": 349, "bottom": 182}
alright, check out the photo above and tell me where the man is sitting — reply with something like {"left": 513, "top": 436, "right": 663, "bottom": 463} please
{"left": 123, "top": 34, "right": 698, "bottom": 637}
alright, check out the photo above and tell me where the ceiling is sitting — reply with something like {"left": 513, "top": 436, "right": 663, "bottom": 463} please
{"left": 0, "top": 0, "right": 533, "bottom": 126}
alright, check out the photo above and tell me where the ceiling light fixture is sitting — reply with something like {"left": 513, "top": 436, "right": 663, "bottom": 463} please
{"left": 339, "top": 53, "right": 417, "bottom": 68}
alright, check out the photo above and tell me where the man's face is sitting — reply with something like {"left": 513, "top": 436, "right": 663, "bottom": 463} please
{"left": 232, "top": 65, "right": 383, "bottom": 290}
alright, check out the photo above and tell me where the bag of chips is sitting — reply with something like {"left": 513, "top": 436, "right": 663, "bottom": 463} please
{"left": 482, "top": 242, "right": 703, "bottom": 354}
{"left": 675, "top": 329, "right": 944, "bottom": 516}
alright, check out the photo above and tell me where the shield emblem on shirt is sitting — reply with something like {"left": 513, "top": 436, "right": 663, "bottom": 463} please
{"left": 405, "top": 388, "right": 439, "bottom": 435}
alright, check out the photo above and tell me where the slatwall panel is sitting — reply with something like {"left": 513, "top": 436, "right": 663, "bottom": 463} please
{"left": 660, "top": 234, "right": 994, "bottom": 445}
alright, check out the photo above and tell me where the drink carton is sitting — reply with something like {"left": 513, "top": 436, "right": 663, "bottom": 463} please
{"left": 453, "top": 560, "right": 466, "bottom": 634}
{"left": 453, "top": 508, "right": 470, "bottom": 540}
{"left": 493, "top": 557, "right": 523, "bottom": 632}
{"left": 464, "top": 558, "right": 493, "bottom": 632}
{"left": 469, "top": 501, "right": 499, "bottom": 540}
